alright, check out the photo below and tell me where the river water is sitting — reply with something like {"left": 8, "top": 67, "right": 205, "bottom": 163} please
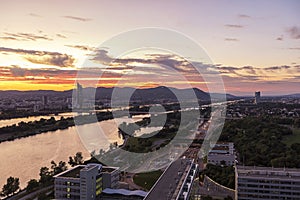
{"left": 0, "top": 114, "right": 150, "bottom": 189}
{"left": 0, "top": 112, "right": 76, "bottom": 128}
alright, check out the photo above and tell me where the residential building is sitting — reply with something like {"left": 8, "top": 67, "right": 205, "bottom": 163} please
{"left": 102, "top": 166, "right": 120, "bottom": 189}
{"left": 54, "top": 164, "right": 120, "bottom": 200}
{"left": 235, "top": 165, "right": 300, "bottom": 199}
{"left": 207, "top": 142, "right": 236, "bottom": 166}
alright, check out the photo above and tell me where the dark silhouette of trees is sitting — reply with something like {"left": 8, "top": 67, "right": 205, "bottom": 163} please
{"left": 26, "top": 179, "right": 39, "bottom": 192}
{"left": 51, "top": 161, "right": 68, "bottom": 175}
{"left": 68, "top": 152, "right": 84, "bottom": 167}
{"left": 1, "top": 177, "right": 20, "bottom": 197}
{"left": 1, "top": 156, "right": 75, "bottom": 198}
{"left": 294, "top": 118, "right": 300, "bottom": 128}
{"left": 39, "top": 167, "right": 52, "bottom": 186}
{"left": 200, "top": 164, "right": 235, "bottom": 189}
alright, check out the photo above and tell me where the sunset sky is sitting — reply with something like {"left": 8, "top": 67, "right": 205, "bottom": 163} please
{"left": 0, "top": 0, "right": 299, "bottom": 95}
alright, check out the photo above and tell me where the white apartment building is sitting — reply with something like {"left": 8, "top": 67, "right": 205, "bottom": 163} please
{"left": 54, "top": 163, "right": 119, "bottom": 200}
{"left": 207, "top": 142, "right": 236, "bottom": 166}
{"left": 235, "top": 165, "right": 300, "bottom": 200}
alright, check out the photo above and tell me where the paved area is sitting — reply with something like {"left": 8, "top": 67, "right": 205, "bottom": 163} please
{"left": 144, "top": 159, "right": 192, "bottom": 200}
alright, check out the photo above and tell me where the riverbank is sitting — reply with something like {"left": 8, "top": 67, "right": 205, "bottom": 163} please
{"left": 0, "top": 109, "right": 72, "bottom": 121}
{"left": 0, "top": 112, "right": 114, "bottom": 143}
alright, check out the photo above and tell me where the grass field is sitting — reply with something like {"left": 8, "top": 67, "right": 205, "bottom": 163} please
{"left": 283, "top": 128, "right": 300, "bottom": 146}
{"left": 133, "top": 170, "right": 163, "bottom": 191}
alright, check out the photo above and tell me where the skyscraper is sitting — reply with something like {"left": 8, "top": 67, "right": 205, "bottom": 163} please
{"left": 76, "top": 82, "right": 83, "bottom": 108}
{"left": 254, "top": 91, "right": 261, "bottom": 104}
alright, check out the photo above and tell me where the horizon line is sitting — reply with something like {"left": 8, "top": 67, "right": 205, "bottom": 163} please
{"left": 0, "top": 86, "right": 299, "bottom": 97}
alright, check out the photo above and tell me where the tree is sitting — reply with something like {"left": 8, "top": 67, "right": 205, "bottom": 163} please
{"left": 51, "top": 161, "right": 67, "bottom": 175}
{"left": 1, "top": 177, "right": 20, "bottom": 197}
{"left": 26, "top": 179, "right": 39, "bottom": 192}
{"left": 291, "top": 143, "right": 300, "bottom": 152}
{"left": 39, "top": 167, "right": 52, "bottom": 185}
{"left": 99, "top": 149, "right": 105, "bottom": 156}
{"left": 68, "top": 152, "right": 84, "bottom": 167}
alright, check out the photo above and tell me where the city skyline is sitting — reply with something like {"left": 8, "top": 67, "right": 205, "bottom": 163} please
{"left": 0, "top": 0, "right": 300, "bottom": 95}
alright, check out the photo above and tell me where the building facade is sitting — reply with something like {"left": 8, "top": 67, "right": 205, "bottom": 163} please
{"left": 235, "top": 165, "right": 300, "bottom": 199}
{"left": 54, "top": 164, "right": 119, "bottom": 200}
{"left": 255, "top": 91, "right": 261, "bottom": 104}
{"left": 102, "top": 166, "right": 120, "bottom": 189}
{"left": 207, "top": 142, "right": 236, "bottom": 166}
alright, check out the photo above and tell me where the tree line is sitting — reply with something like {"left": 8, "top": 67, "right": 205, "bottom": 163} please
{"left": 220, "top": 116, "right": 300, "bottom": 167}
{"left": 0, "top": 152, "right": 84, "bottom": 198}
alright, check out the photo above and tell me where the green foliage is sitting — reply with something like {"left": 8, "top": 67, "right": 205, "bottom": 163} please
{"left": 294, "top": 118, "right": 300, "bottom": 128}
{"left": 133, "top": 170, "right": 163, "bottom": 191}
{"left": 283, "top": 128, "right": 300, "bottom": 146}
{"left": 1, "top": 157, "right": 72, "bottom": 198}
{"left": 1, "top": 177, "right": 20, "bottom": 197}
{"left": 220, "top": 117, "right": 300, "bottom": 168}
{"left": 200, "top": 164, "right": 235, "bottom": 189}
{"left": 0, "top": 111, "right": 114, "bottom": 143}
{"left": 122, "top": 136, "right": 155, "bottom": 153}
{"left": 119, "top": 111, "right": 198, "bottom": 153}
{"left": 0, "top": 116, "right": 74, "bottom": 143}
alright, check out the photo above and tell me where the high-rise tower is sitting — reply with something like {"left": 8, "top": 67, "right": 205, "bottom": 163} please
{"left": 254, "top": 91, "right": 261, "bottom": 104}
{"left": 76, "top": 82, "right": 83, "bottom": 108}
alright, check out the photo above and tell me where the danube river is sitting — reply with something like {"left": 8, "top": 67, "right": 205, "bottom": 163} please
{"left": 0, "top": 112, "right": 75, "bottom": 128}
{"left": 0, "top": 114, "right": 151, "bottom": 189}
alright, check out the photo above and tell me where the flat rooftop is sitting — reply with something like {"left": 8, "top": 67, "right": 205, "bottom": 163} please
{"left": 144, "top": 159, "right": 193, "bottom": 200}
{"left": 102, "top": 166, "right": 118, "bottom": 173}
{"left": 212, "top": 146, "right": 229, "bottom": 151}
{"left": 237, "top": 165, "right": 300, "bottom": 180}
{"left": 55, "top": 165, "right": 85, "bottom": 178}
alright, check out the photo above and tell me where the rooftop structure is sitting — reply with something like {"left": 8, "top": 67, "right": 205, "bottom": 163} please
{"left": 207, "top": 142, "right": 236, "bottom": 166}
{"left": 236, "top": 165, "right": 300, "bottom": 199}
{"left": 54, "top": 164, "right": 119, "bottom": 200}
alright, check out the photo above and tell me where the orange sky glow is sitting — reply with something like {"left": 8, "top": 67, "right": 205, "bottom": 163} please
{"left": 0, "top": 0, "right": 299, "bottom": 95}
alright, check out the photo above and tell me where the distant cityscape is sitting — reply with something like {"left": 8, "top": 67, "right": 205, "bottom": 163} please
{"left": 1, "top": 1, "right": 299, "bottom": 200}
{"left": 0, "top": 85, "right": 299, "bottom": 115}
{"left": 0, "top": 87, "right": 299, "bottom": 200}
